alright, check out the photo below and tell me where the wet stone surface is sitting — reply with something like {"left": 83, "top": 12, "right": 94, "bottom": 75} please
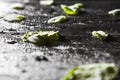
{"left": 0, "top": 0, "right": 120, "bottom": 80}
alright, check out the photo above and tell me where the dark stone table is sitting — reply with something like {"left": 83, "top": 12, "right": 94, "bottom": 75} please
{"left": 0, "top": 0, "right": 120, "bottom": 80}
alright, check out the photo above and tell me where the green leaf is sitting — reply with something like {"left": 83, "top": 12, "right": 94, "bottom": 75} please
{"left": 108, "top": 9, "right": 120, "bottom": 16}
{"left": 74, "top": 3, "right": 84, "bottom": 8}
{"left": 61, "top": 3, "right": 84, "bottom": 15}
{"left": 11, "top": 3, "right": 25, "bottom": 10}
{"left": 92, "top": 31, "right": 108, "bottom": 40}
{"left": 62, "top": 63, "right": 118, "bottom": 80}
{"left": 4, "top": 14, "right": 25, "bottom": 22}
{"left": 62, "top": 66, "right": 78, "bottom": 80}
{"left": 22, "top": 30, "right": 60, "bottom": 46}
{"left": 61, "top": 4, "right": 77, "bottom": 15}
{"left": 48, "top": 15, "right": 66, "bottom": 24}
